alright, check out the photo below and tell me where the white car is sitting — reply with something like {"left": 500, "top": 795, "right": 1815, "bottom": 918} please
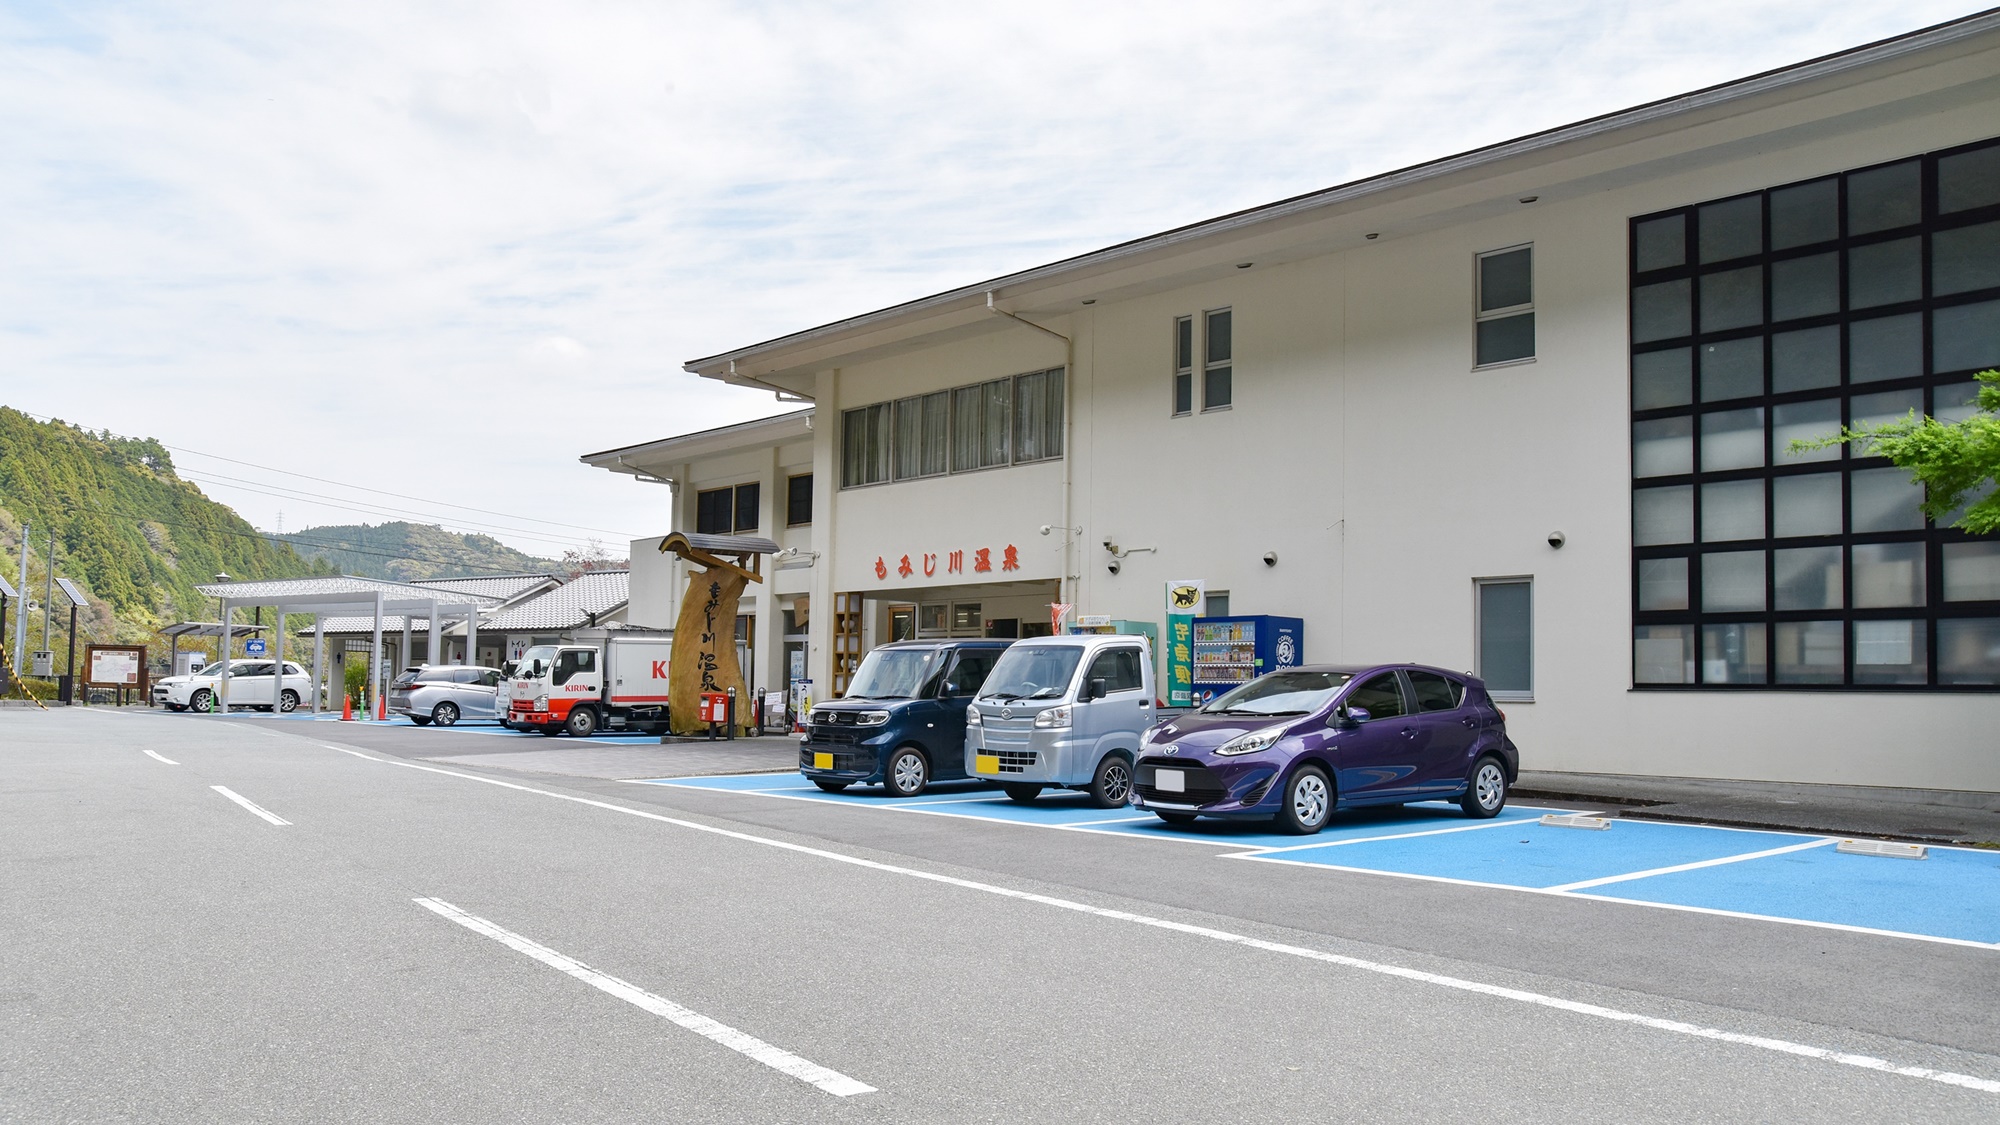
{"left": 155, "top": 660, "right": 313, "bottom": 713}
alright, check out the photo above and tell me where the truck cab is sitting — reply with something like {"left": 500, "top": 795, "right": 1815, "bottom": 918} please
{"left": 800, "top": 639, "right": 1012, "bottom": 797}
{"left": 507, "top": 645, "right": 601, "bottom": 735}
{"left": 964, "top": 633, "right": 1155, "bottom": 807}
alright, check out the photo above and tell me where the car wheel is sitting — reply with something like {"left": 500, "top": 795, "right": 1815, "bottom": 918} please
{"left": 565, "top": 707, "right": 599, "bottom": 737}
{"left": 1154, "top": 810, "right": 1198, "bottom": 826}
{"left": 279, "top": 690, "right": 299, "bottom": 713}
{"left": 1088, "top": 756, "right": 1133, "bottom": 808}
{"left": 883, "top": 747, "right": 929, "bottom": 798}
{"left": 1276, "top": 765, "right": 1333, "bottom": 835}
{"left": 408, "top": 715, "right": 432, "bottom": 727}
{"left": 1460, "top": 756, "right": 1509, "bottom": 819}
{"left": 811, "top": 779, "right": 851, "bottom": 793}
{"left": 190, "top": 689, "right": 214, "bottom": 713}
{"left": 1001, "top": 783, "right": 1042, "bottom": 803}
{"left": 432, "top": 701, "right": 460, "bottom": 727}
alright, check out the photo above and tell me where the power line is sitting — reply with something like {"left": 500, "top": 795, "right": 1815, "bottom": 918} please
{"left": 8, "top": 406, "right": 647, "bottom": 540}
{"left": 179, "top": 470, "right": 610, "bottom": 551}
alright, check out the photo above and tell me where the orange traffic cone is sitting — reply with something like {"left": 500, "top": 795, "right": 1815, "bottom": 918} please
{"left": 376, "top": 694, "right": 387, "bottom": 722}
{"left": 341, "top": 693, "right": 353, "bottom": 721}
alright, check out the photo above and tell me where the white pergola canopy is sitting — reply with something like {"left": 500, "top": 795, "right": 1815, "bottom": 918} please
{"left": 192, "top": 576, "right": 503, "bottom": 716}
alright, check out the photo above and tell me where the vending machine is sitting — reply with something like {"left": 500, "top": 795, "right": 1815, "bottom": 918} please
{"left": 1190, "top": 615, "right": 1304, "bottom": 704}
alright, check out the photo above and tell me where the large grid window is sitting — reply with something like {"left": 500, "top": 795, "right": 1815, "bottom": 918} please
{"left": 842, "top": 368, "right": 1064, "bottom": 488}
{"left": 1629, "top": 136, "right": 2000, "bottom": 690}
{"left": 1476, "top": 246, "right": 1535, "bottom": 366}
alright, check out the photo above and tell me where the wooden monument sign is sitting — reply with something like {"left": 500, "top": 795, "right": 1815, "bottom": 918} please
{"left": 658, "top": 531, "right": 779, "bottom": 736}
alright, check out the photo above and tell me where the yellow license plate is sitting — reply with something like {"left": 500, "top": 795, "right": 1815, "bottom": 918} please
{"left": 974, "top": 754, "right": 999, "bottom": 774}
{"left": 814, "top": 752, "right": 833, "bottom": 770}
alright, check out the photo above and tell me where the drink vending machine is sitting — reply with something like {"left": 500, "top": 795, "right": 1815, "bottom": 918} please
{"left": 1190, "top": 615, "right": 1303, "bottom": 704}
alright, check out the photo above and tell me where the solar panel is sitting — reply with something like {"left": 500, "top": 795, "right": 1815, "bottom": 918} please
{"left": 0, "top": 576, "right": 15, "bottom": 599}
{"left": 55, "top": 577, "right": 88, "bottom": 608}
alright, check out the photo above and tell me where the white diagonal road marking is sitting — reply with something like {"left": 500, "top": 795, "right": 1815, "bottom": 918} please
{"left": 211, "top": 785, "right": 289, "bottom": 825}
{"left": 414, "top": 897, "right": 875, "bottom": 1098}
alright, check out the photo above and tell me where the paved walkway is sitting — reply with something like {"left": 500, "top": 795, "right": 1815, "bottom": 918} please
{"left": 1516, "top": 771, "right": 2000, "bottom": 847}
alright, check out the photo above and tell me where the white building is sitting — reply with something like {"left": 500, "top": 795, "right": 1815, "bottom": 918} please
{"left": 588, "top": 15, "right": 2000, "bottom": 791}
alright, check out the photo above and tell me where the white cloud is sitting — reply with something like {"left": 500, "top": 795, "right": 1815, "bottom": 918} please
{"left": 0, "top": 1, "right": 1985, "bottom": 553}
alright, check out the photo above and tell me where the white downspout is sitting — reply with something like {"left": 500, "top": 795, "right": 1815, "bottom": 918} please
{"left": 985, "top": 292, "right": 1075, "bottom": 609}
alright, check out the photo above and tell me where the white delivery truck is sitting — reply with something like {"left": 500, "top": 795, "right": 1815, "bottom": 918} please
{"left": 505, "top": 635, "right": 673, "bottom": 737}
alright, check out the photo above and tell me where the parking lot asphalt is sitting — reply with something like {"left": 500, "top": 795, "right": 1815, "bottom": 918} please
{"left": 648, "top": 774, "right": 2000, "bottom": 949}
{"left": 9, "top": 707, "right": 2000, "bottom": 1122}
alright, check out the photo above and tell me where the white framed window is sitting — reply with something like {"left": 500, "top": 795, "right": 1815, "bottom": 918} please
{"left": 1475, "top": 245, "right": 1535, "bottom": 367}
{"left": 1172, "top": 316, "right": 1193, "bottom": 416}
{"left": 1475, "top": 577, "right": 1533, "bottom": 700}
{"left": 1203, "top": 307, "right": 1233, "bottom": 410}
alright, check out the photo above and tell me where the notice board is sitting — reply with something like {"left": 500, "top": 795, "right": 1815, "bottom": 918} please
{"left": 85, "top": 644, "right": 149, "bottom": 690}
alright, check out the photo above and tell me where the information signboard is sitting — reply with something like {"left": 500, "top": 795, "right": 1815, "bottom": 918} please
{"left": 245, "top": 638, "right": 268, "bottom": 656}
{"left": 84, "top": 644, "right": 149, "bottom": 689}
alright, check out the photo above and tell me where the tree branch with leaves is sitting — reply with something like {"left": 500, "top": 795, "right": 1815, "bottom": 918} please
{"left": 1792, "top": 368, "right": 2000, "bottom": 534}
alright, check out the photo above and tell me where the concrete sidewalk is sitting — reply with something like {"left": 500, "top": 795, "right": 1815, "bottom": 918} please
{"left": 1516, "top": 771, "right": 2000, "bottom": 847}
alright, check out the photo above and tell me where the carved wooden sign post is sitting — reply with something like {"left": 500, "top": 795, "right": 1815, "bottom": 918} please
{"left": 658, "top": 532, "right": 778, "bottom": 736}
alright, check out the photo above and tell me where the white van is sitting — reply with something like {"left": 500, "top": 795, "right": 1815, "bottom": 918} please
{"left": 964, "top": 633, "right": 1156, "bottom": 807}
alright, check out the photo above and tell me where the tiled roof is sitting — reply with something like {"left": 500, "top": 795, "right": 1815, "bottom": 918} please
{"left": 413, "top": 574, "right": 559, "bottom": 602}
{"left": 479, "top": 570, "right": 630, "bottom": 631}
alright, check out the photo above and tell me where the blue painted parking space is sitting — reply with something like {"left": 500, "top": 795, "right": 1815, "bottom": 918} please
{"left": 1254, "top": 818, "right": 1810, "bottom": 889}
{"left": 1584, "top": 842, "right": 2000, "bottom": 945}
{"left": 642, "top": 771, "right": 2000, "bottom": 950}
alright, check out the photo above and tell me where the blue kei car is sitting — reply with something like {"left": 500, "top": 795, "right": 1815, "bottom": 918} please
{"left": 1133, "top": 663, "right": 1519, "bottom": 834}
{"left": 800, "top": 639, "right": 1012, "bottom": 797}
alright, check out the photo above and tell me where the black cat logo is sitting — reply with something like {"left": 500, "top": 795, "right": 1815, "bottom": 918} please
{"left": 1169, "top": 585, "right": 1200, "bottom": 610}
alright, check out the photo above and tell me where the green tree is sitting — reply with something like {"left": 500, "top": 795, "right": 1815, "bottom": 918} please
{"left": 1794, "top": 369, "right": 2000, "bottom": 534}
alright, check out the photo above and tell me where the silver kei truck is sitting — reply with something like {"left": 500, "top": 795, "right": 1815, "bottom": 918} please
{"left": 964, "top": 633, "right": 1156, "bottom": 807}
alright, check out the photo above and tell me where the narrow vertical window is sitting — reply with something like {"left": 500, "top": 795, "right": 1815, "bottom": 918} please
{"left": 1475, "top": 246, "right": 1535, "bottom": 366}
{"left": 1475, "top": 578, "right": 1533, "bottom": 699}
{"left": 732, "top": 481, "right": 760, "bottom": 533}
{"left": 841, "top": 403, "right": 891, "bottom": 487}
{"left": 1203, "top": 308, "right": 1232, "bottom": 410}
{"left": 1172, "top": 316, "right": 1193, "bottom": 416}
{"left": 786, "top": 474, "right": 813, "bottom": 526}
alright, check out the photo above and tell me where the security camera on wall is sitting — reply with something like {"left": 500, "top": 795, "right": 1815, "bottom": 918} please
{"left": 1548, "top": 531, "right": 1567, "bottom": 549}
{"left": 1106, "top": 560, "right": 1121, "bottom": 576}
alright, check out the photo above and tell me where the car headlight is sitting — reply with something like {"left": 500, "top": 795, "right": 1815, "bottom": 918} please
{"left": 534, "top": 693, "right": 549, "bottom": 711}
{"left": 1215, "top": 725, "right": 1287, "bottom": 756}
{"left": 1140, "top": 723, "right": 1176, "bottom": 747}
{"left": 964, "top": 706, "right": 982, "bottom": 726}
{"left": 855, "top": 711, "right": 890, "bottom": 727}
{"left": 1033, "top": 705, "right": 1071, "bottom": 729}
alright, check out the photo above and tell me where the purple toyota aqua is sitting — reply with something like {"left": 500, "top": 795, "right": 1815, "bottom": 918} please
{"left": 1133, "top": 663, "right": 1519, "bottom": 834}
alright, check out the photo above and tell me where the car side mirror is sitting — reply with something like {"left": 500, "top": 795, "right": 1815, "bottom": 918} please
{"left": 1330, "top": 705, "right": 1371, "bottom": 728}
{"left": 1086, "top": 677, "right": 1107, "bottom": 701}
{"left": 942, "top": 681, "right": 959, "bottom": 696}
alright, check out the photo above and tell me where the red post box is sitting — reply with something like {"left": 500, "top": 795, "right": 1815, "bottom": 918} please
{"left": 699, "top": 691, "right": 729, "bottom": 724}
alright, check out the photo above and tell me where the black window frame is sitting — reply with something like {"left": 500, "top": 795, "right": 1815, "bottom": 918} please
{"left": 696, "top": 483, "right": 760, "bottom": 535}
{"left": 786, "top": 473, "right": 813, "bottom": 527}
{"left": 1629, "top": 135, "right": 2000, "bottom": 692}
{"left": 840, "top": 367, "right": 1065, "bottom": 489}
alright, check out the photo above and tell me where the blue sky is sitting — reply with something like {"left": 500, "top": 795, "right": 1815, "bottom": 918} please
{"left": 0, "top": 1, "right": 1986, "bottom": 560}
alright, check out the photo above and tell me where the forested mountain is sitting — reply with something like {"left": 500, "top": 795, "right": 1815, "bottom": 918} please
{"left": 281, "top": 522, "right": 559, "bottom": 581}
{"left": 0, "top": 407, "right": 331, "bottom": 646}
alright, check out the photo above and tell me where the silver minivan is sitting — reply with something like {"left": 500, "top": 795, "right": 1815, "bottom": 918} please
{"left": 389, "top": 665, "right": 506, "bottom": 726}
{"left": 964, "top": 634, "right": 1155, "bottom": 807}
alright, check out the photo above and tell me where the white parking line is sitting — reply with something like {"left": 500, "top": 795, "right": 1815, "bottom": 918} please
{"left": 1545, "top": 838, "right": 1839, "bottom": 892}
{"left": 210, "top": 785, "right": 290, "bottom": 826}
{"left": 298, "top": 739, "right": 2000, "bottom": 1094}
{"left": 1230, "top": 814, "right": 1584, "bottom": 856}
{"left": 414, "top": 897, "right": 874, "bottom": 1097}
{"left": 142, "top": 749, "right": 178, "bottom": 765}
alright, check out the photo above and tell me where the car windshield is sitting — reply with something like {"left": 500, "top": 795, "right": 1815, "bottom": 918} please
{"left": 1201, "top": 670, "right": 1355, "bottom": 716}
{"left": 516, "top": 646, "right": 556, "bottom": 679}
{"left": 979, "top": 645, "right": 1085, "bottom": 701}
{"left": 393, "top": 669, "right": 422, "bottom": 686}
{"left": 844, "top": 648, "right": 936, "bottom": 699}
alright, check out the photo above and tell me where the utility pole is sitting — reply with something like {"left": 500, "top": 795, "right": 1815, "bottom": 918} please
{"left": 41, "top": 527, "right": 56, "bottom": 653}
{"left": 11, "top": 523, "right": 28, "bottom": 677}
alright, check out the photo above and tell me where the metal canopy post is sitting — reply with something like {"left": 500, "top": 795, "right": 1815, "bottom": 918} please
{"left": 466, "top": 607, "right": 479, "bottom": 668}
{"left": 426, "top": 599, "right": 439, "bottom": 667}
{"left": 398, "top": 615, "right": 411, "bottom": 679}
{"left": 218, "top": 599, "right": 232, "bottom": 715}
{"left": 312, "top": 617, "right": 325, "bottom": 714}
{"left": 272, "top": 606, "right": 286, "bottom": 713}
{"left": 370, "top": 592, "right": 384, "bottom": 720}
